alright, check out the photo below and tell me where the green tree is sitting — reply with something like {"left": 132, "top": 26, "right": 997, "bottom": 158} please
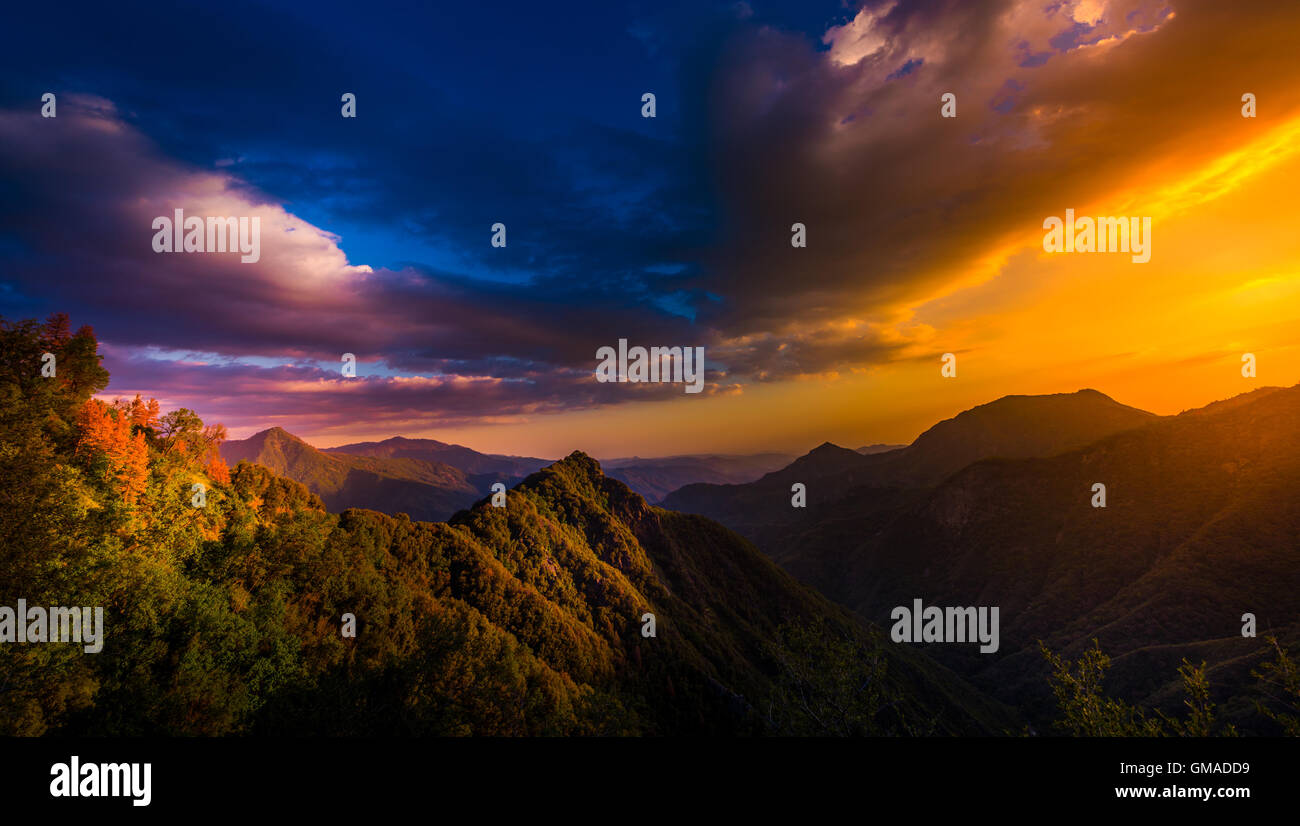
{"left": 1041, "top": 640, "right": 1164, "bottom": 736}
{"left": 1159, "top": 659, "right": 1236, "bottom": 737}
{"left": 1253, "top": 636, "right": 1300, "bottom": 736}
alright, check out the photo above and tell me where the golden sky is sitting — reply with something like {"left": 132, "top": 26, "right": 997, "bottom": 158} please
{"left": 416, "top": 4, "right": 1300, "bottom": 458}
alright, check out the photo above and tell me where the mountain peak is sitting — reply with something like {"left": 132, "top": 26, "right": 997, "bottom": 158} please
{"left": 556, "top": 450, "right": 603, "bottom": 476}
{"left": 378, "top": 435, "right": 449, "bottom": 447}
{"left": 505, "top": 450, "right": 649, "bottom": 515}
{"left": 254, "top": 426, "right": 308, "bottom": 444}
{"left": 757, "top": 441, "right": 866, "bottom": 483}
{"left": 980, "top": 388, "right": 1121, "bottom": 409}
{"left": 809, "top": 441, "right": 852, "bottom": 455}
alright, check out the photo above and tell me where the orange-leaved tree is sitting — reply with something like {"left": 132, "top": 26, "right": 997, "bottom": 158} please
{"left": 76, "top": 398, "right": 149, "bottom": 506}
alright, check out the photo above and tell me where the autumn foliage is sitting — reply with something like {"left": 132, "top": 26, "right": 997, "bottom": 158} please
{"left": 77, "top": 399, "right": 150, "bottom": 506}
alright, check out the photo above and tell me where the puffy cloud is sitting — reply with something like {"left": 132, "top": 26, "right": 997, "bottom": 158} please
{"left": 823, "top": 2, "right": 898, "bottom": 67}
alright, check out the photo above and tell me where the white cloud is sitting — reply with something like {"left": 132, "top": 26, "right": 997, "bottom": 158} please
{"left": 822, "top": 2, "right": 898, "bottom": 67}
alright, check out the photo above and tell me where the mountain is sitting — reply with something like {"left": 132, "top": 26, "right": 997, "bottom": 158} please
{"left": 417, "top": 452, "right": 1018, "bottom": 735}
{"left": 872, "top": 388, "right": 1159, "bottom": 487}
{"left": 324, "top": 440, "right": 791, "bottom": 504}
{"left": 3, "top": 316, "right": 1017, "bottom": 736}
{"left": 661, "top": 390, "right": 1158, "bottom": 547}
{"left": 240, "top": 433, "right": 795, "bottom": 512}
{"left": 323, "top": 435, "right": 550, "bottom": 481}
{"left": 238, "top": 450, "right": 1022, "bottom": 735}
{"left": 221, "top": 427, "right": 485, "bottom": 522}
{"left": 731, "top": 385, "right": 1300, "bottom": 731}
{"left": 600, "top": 452, "right": 795, "bottom": 503}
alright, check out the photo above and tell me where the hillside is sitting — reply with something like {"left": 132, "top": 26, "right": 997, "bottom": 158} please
{"left": 766, "top": 384, "right": 1300, "bottom": 731}
{"left": 432, "top": 452, "right": 1017, "bottom": 735}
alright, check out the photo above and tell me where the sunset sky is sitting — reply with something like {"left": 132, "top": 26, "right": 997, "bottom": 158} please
{"left": 2, "top": 0, "right": 1298, "bottom": 458}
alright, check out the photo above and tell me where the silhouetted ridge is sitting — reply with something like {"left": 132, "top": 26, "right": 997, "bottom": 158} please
{"left": 662, "top": 389, "right": 1159, "bottom": 539}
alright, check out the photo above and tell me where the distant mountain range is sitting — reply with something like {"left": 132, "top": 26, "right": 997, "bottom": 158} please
{"left": 856, "top": 444, "right": 907, "bottom": 455}
{"left": 220, "top": 428, "right": 504, "bottom": 522}
{"left": 222, "top": 429, "right": 796, "bottom": 519}
{"left": 322, "top": 435, "right": 550, "bottom": 479}
{"left": 600, "top": 453, "right": 795, "bottom": 503}
{"left": 662, "top": 389, "right": 1156, "bottom": 544}
{"left": 662, "top": 386, "right": 1300, "bottom": 731}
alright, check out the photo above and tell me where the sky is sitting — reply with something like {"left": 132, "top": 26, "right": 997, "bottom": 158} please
{"left": 2, "top": 0, "right": 1299, "bottom": 458}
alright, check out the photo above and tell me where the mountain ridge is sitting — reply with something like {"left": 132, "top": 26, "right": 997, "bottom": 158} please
{"left": 221, "top": 426, "right": 485, "bottom": 522}
{"left": 229, "top": 428, "right": 799, "bottom": 512}
{"left": 661, "top": 388, "right": 1159, "bottom": 541}
{"left": 323, "top": 435, "right": 551, "bottom": 480}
